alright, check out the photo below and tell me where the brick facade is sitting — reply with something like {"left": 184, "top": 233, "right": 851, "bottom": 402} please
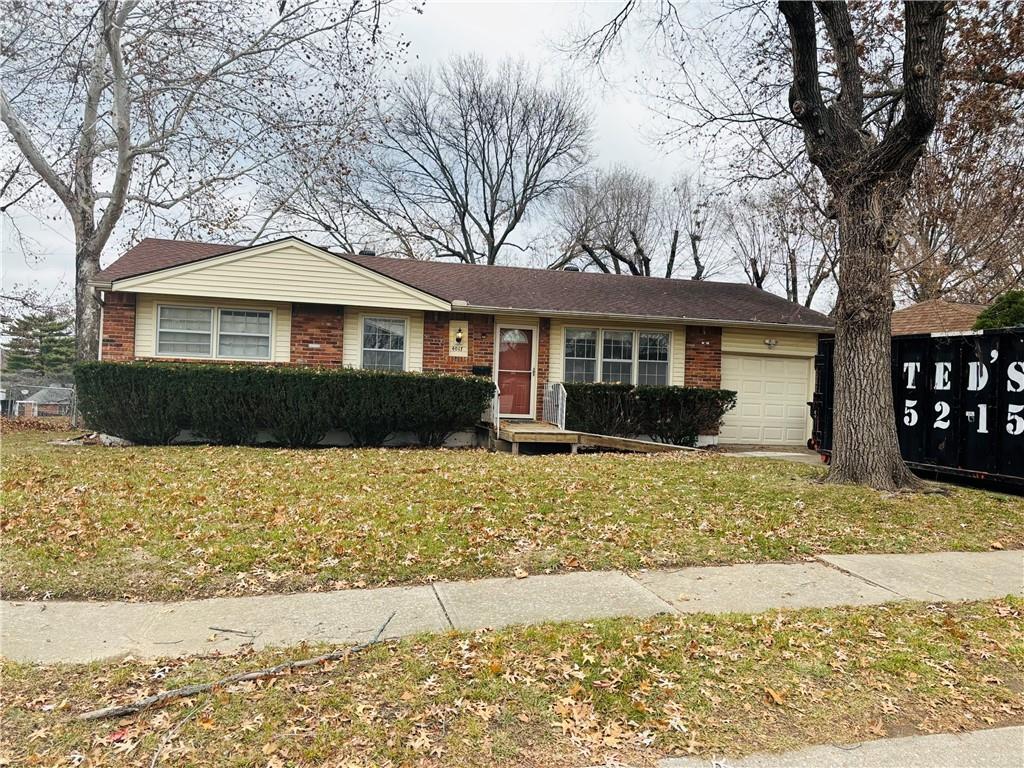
{"left": 422, "top": 312, "right": 495, "bottom": 374}
{"left": 683, "top": 325, "right": 722, "bottom": 388}
{"left": 100, "top": 292, "right": 137, "bottom": 361}
{"left": 534, "top": 318, "right": 550, "bottom": 417}
{"left": 290, "top": 304, "right": 344, "bottom": 366}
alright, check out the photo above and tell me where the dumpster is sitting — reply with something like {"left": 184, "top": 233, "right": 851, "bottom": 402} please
{"left": 810, "top": 327, "right": 1024, "bottom": 488}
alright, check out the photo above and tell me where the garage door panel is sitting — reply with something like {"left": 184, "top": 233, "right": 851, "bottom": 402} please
{"left": 741, "top": 358, "right": 763, "bottom": 374}
{"left": 720, "top": 353, "right": 812, "bottom": 446}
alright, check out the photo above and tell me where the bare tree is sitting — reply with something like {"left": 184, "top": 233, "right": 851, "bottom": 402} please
{"left": 724, "top": 195, "right": 773, "bottom": 289}
{"left": 550, "top": 166, "right": 727, "bottom": 279}
{"left": 277, "top": 55, "right": 591, "bottom": 264}
{"left": 551, "top": 166, "right": 658, "bottom": 275}
{"left": 1, "top": 0, "right": 391, "bottom": 361}
{"left": 765, "top": 180, "right": 837, "bottom": 308}
{"left": 666, "top": 171, "right": 727, "bottom": 280}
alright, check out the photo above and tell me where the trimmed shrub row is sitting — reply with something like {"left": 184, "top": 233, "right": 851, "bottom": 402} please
{"left": 564, "top": 382, "right": 737, "bottom": 446}
{"left": 75, "top": 362, "right": 495, "bottom": 447}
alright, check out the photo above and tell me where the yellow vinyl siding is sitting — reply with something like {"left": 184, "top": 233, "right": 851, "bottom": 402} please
{"left": 721, "top": 328, "right": 819, "bottom": 357}
{"left": 548, "top": 319, "right": 686, "bottom": 386}
{"left": 135, "top": 294, "right": 291, "bottom": 362}
{"left": 115, "top": 240, "right": 448, "bottom": 312}
{"left": 343, "top": 309, "right": 424, "bottom": 372}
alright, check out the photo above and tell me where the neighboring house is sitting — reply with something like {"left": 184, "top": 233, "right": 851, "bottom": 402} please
{"left": 891, "top": 299, "right": 987, "bottom": 336}
{"left": 14, "top": 386, "right": 74, "bottom": 417}
{"left": 91, "top": 237, "right": 833, "bottom": 446}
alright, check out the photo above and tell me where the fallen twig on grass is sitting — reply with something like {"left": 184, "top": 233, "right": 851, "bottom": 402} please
{"left": 76, "top": 612, "right": 396, "bottom": 722}
{"left": 149, "top": 701, "right": 203, "bottom": 768}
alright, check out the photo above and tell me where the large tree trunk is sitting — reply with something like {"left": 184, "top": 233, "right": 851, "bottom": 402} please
{"left": 827, "top": 186, "right": 920, "bottom": 490}
{"left": 75, "top": 239, "right": 102, "bottom": 362}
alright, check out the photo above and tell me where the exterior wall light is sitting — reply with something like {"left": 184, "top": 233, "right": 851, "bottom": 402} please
{"left": 764, "top": 338, "right": 779, "bottom": 349}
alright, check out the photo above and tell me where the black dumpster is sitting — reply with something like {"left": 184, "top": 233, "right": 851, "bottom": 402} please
{"left": 810, "top": 327, "right": 1024, "bottom": 488}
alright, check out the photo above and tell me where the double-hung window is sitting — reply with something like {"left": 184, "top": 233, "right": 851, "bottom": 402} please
{"left": 562, "top": 328, "right": 672, "bottom": 386}
{"left": 637, "top": 332, "right": 670, "bottom": 385}
{"left": 157, "top": 306, "right": 213, "bottom": 357}
{"left": 601, "top": 330, "right": 633, "bottom": 384}
{"left": 362, "top": 317, "right": 406, "bottom": 371}
{"left": 564, "top": 329, "right": 598, "bottom": 382}
{"left": 218, "top": 310, "right": 271, "bottom": 359}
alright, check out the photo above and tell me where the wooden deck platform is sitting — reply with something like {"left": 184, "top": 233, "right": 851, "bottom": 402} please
{"left": 492, "top": 420, "right": 690, "bottom": 455}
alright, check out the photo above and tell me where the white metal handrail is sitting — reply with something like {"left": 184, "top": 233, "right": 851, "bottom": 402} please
{"left": 488, "top": 385, "right": 501, "bottom": 435}
{"left": 542, "top": 381, "right": 567, "bottom": 430}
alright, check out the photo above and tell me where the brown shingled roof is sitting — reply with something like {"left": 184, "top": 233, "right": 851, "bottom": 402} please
{"left": 891, "top": 299, "right": 987, "bottom": 336}
{"left": 96, "top": 238, "right": 246, "bottom": 280}
{"left": 96, "top": 237, "right": 834, "bottom": 329}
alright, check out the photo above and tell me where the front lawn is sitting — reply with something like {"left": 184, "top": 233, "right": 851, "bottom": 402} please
{"left": 1, "top": 430, "right": 1022, "bottom": 600}
{"left": 3, "top": 599, "right": 1022, "bottom": 766}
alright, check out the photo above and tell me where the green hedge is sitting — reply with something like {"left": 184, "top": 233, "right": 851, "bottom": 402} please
{"left": 564, "top": 383, "right": 737, "bottom": 446}
{"left": 75, "top": 362, "right": 495, "bottom": 448}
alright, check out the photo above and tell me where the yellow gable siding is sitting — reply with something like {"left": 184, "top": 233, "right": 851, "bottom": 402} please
{"left": 548, "top": 318, "right": 687, "bottom": 386}
{"left": 343, "top": 309, "right": 424, "bottom": 372}
{"left": 115, "top": 241, "right": 448, "bottom": 312}
{"left": 721, "top": 328, "right": 819, "bottom": 357}
{"left": 135, "top": 294, "right": 292, "bottom": 361}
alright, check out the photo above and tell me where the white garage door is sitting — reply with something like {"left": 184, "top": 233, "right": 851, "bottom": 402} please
{"left": 719, "top": 354, "right": 812, "bottom": 445}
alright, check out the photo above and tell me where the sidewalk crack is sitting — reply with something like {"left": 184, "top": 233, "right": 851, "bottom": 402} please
{"left": 815, "top": 557, "right": 906, "bottom": 598}
{"left": 431, "top": 583, "right": 455, "bottom": 630}
{"left": 627, "top": 572, "right": 682, "bottom": 616}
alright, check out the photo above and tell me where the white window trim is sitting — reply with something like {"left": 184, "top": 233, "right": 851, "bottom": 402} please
{"left": 359, "top": 313, "right": 409, "bottom": 371}
{"left": 216, "top": 308, "right": 274, "bottom": 361}
{"left": 563, "top": 327, "right": 599, "bottom": 384}
{"left": 601, "top": 329, "right": 635, "bottom": 384}
{"left": 154, "top": 303, "right": 275, "bottom": 362}
{"left": 562, "top": 326, "right": 674, "bottom": 386}
{"left": 636, "top": 330, "right": 672, "bottom": 386}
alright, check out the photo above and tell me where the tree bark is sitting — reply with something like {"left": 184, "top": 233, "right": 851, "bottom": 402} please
{"left": 828, "top": 186, "right": 920, "bottom": 489}
{"left": 75, "top": 242, "right": 102, "bottom": 361}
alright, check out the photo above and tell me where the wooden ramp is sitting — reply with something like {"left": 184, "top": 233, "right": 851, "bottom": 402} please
{"left": 492, "top": 421, "right": 690, "bottom": 455}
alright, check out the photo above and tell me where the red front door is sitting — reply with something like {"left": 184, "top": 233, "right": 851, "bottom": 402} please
{"left": 497, "top": 327, "right": 534, "bottom": 416}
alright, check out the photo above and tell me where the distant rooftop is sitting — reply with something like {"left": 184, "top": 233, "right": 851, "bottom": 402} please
{"left": 891, "top": 299, "right": 987, "bottom": 336}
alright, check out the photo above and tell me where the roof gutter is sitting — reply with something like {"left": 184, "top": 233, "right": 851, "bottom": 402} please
{"left": 455, "top": 303, "right": 834, "bottom": 333}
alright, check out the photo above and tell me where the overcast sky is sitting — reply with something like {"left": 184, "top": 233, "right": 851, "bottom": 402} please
{"left": 0, "top": 1, "right": 714, "bottom": 306}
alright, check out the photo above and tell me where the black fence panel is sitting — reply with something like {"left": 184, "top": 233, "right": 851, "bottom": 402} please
{"left": 811, "top": 328, "right": 1024, "bottom": 487}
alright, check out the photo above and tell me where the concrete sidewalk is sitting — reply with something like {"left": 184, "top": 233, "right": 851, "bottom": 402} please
{"left": 657, "top": 725, "right": 1024, "bottom": 767}
{"left": 2, "top": 549, "right": 1020, "bottom": 664}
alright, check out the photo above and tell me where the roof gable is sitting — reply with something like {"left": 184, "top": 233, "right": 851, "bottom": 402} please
{"left": 105, "top": 238, "right": 450, "bottom": 312}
